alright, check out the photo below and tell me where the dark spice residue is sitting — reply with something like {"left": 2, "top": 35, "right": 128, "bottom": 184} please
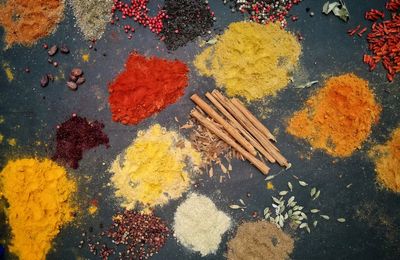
{"left": 161, "top": 0, "right": 215, "bottom": 50}
{"left": 53, "top": 114, "right": 109, "bottom": 169}
{"left": 86, "top": 211, "right": 169, "bottom": 259}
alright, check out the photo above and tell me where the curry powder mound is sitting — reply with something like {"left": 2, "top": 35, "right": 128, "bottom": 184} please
{"left": 287, "top": 73, "right": 381, "bottom": 157}
{"left": 0, "top": 158, "right": 76, "bottom": 260}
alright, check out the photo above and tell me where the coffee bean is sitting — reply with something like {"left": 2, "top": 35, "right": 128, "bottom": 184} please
{"left": 76, "top": 77, "right": 86, "bottom": 85}
{"left": 71, "top": 68, "right": 83, "bottom": 77}
{"left": 67, "top": 81, "right": 78, "bottom": 91}
{"left": 48, "top": 45, "right": 58, "bottom": 56}
{"left": 40, "top": 75, "right": 49, "bottom": 87}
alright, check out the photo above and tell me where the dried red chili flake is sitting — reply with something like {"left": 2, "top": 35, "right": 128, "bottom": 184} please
{"left": 87, "top": 211, "right": 169, "bottom": 260}
{"left": 365, "top": 9, "right": 385, "bottom": 21}
{"left": 53, "top": 114, "right": 110, "bottom": 169}
{"left": 111, "top": 0, "right": 166, "bottom": 35}
{"left": 108, "top": 52, "right": 189, "bottom": 125}
{"left": 363, "top": 2, "right": 400, "bottom": 82}
{"left": 386, "top": 0, "right": 400, "bottom": 12}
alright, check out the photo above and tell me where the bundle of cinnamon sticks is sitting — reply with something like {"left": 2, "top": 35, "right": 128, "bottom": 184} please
{"left": 190, "top": 90, "right": 290, "bottom": 175}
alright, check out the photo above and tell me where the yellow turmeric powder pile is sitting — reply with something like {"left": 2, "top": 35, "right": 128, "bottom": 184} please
{"left": 287, "top": 73, "right": 381, "bottom": 157}
{"left": 369, "top": 127, "right": 400, "bottom": 192}
{"left": 0, "top": 158, "right": 76, "bottom": 260}
{"left": 110, "top": 124, "right": 202, "bottom": 212}
{"left": 194, "top": 21, "right": 301, "bottom": 101}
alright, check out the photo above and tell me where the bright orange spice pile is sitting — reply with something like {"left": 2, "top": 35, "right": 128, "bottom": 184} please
{"left": 287, "top": 73, "right": 381, "bottom": 157}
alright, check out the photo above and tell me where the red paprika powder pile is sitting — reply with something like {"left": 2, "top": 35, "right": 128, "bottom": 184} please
{"left": 108, "top": 53, "right": 189, "bottom": 125}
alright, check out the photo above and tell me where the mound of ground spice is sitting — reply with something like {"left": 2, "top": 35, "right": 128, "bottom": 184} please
{"left": 108, "top": 53, "right": 189, "bottom": 125}
{"left": 369, "top": 127, "right": 400, "bottom": 193}
{"left": 194, "top": 22, "right": 301, "bottom": 101}
{"left": 161, "top": 0, "right": 215, "bottom": 50}
{"left": 0, "top": 158, "right": 76, "bottom": 260}
{"left": 110, "top": 124, "right": 201, "bottom": 212}
{"left": 0, "top": 0, "right": 64, "bottom": 48}
{"left": 173, "top": 193, "right": 231, "bottom": 256}
{"left": 227, "top": 221, "right": 294, "bottom": 260}
{"left": 71, "top": 0, "right": 113, "bottom": 40}
{"left": 87, "top": 211, "right": 169, "bottom": 259}
{"left": 287, "top": 73, "right": 381, "bottom": 157}
{"left": 53, "top": 114, "right": 109, "bottom": 169}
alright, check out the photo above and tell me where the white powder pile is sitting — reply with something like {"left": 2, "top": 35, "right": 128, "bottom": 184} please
{"left": 173, "top": 193, "right": 232, "bottom": 256}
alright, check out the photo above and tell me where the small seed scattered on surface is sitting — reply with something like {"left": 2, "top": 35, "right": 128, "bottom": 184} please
{"left": 71, "top": 68, "right": 83, "bottom": 77}
{"left": 76, "top": 77, "right": 86, "bottom": 85}
{"left": 48, "top": 45, "right": 58, "bottom": 56}
{"left": 60, "top": 45, "right": 70, "bottom": 54}
{"left": 67, "top": 81, "right": 78, "bottom": 91}
{"left": 337, "top": 218, "right": 346, "bottom": 223}
{"left": 40, "top": 75, "right": 49, "bottom": 87}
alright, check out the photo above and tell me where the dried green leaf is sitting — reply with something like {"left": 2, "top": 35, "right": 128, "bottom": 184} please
{"left": 313, "top": 190, "right": 321, "bottom": 200}
{"left": 299, "top": 180, "right": 308, "bottom": 187}
{"left": 295, "top": 80, "right": 319, "bottom": 89}
{"left": 279, "top": 191, "right": 289, "bottom": 196}
{"left": 299, "top": 223, "right": 308, "bottom": 229}
{"left": 288, "top": 182, "right": 293, "bottom": 191}
{"left": 313, "top": 220, "right": 318, "bottom": 227}
{"left": 310, "top": 187, "right": 317, "bottom": 197}
{"left": 229, "top": 204, "right": 242, "bottom": 209}
{"left": 337, "top": 218, "right": 346, "bottom": 223}
{"left": 320, "top": 215, "right": 330, "bottom": 220}
{"left": 265, "top": 175, "right": 275, "bottom": 181}
{"left": 311, "top": 209, "right": 320, "bottom": 213}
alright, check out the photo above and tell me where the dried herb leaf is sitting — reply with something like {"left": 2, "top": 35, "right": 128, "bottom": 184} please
{"left": 229, "top": 204, "right": 242, "bottom": 209}
{"left": 288, "top": 182, "right": 293, "bottom": 191}
{"left": 320, "top": 215, "right": 330, "bottom": 220}
{"left": 299, "top": 180, "right": 308, "bottom": 187}
{"left": 337, "top": 218, "right": 346, "bottom": 223}
{"left": 310, "top": 187, "right": 316, "bottom": 197}
{"left": 279, "top": 191, "right": 288, "bottom": 196}
{"left": 310, "top": 209, "right": 320, "bottom": 213}
{"left": 295, "top": 80, "right": 319, "bottom": 89}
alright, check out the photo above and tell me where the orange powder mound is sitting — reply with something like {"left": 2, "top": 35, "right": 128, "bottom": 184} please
{"left": 0, "top": 0, "right": 64, "bottom": 48}
{"left": 287, "top": 73, "right": 381, "bottom": 157}
{"left": 369, "top": 127, "right": 400, "bottom": 193}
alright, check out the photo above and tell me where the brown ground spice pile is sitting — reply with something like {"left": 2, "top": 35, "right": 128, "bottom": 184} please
{"left": 287, "top": 73, "right": 381, "bottom": 157}
{"left": 369, "top": 127, "right": 400, "bottom": 193}
{"left": 0, "top": 0, "right": 64, "bottom": 48}
{"left": 227, "top": 221, "right": 294, "bottom": 260}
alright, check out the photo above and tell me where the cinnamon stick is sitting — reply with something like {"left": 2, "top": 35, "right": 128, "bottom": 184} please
{"left": 191, "top": 94, "right": 257, "bottom": 156}
{"left": 212, "top": 90, "right": 289, "bottom": 167}
{"left": 205, "top": 92, "right": 276, "bottom": 163}
{"left": 231, "top": 98, "right": 276, "bottom": 142}
{"left": 191, "top": 109, "right": 270, "bottom": 175}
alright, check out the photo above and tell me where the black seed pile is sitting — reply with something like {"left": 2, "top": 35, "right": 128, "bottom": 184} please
{"left": 161, "top": 0, "right": 215, "bottom": 50}
{"left": 86, "top": 211, "right": 169, "bottom": 259}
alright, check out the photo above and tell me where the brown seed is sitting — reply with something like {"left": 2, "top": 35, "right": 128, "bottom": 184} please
{"left": 48, "top": 45, "right": 58, "bottom": 56}
{"left": 60, "top": 45, "right": 70, "bottom": 54}
{"left": 76, "top": 77, "right": 86, "bottom": 85}
{"left": 67, "top": 81, "right": 78, "bottom": 91}
{"left": 71, "top": 68, "right": 83, "bottom": 77}
{"left": 40, "top": 75, "right": 49, "bottom": 87}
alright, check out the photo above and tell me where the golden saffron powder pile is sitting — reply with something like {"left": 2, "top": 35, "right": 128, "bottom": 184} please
{"left": 287, "top": 73, "right": 381, "bottom": 157}
{"left": 0, "top": 158, "right": 76, "bottom": 260}
{"left": 194, "top": 21, "right": 301, "bottom": 101}
{"left": 110, "top": 124, "right": 202, "bottom": 212}
{"left": 369, "top": 127, "right": 400, "bottom": 192}
{"left": 0, "top": 0, "right": 64, "bottom": 48}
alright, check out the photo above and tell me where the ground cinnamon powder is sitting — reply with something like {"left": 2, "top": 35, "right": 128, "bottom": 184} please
{"left": 287, "top": 73, "right": 381, "bottom": 157}
{"left": 108, "top": 53, "right": 189, "bottom": 125}
{"left": 369, "top": 127, "right": 400, "bottom": 193}
{"left": 227, "top": 221, "right": 294, "bottom": 260}
{"left": 0, "top": 0, "right": 64, "bottom": 48}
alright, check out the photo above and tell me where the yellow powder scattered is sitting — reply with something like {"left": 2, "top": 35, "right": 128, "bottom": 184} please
{"left": 369, "top": 127, "right": 400, "bottom": 193}
{"left": 88, "top": 205, "right": 98, "bottom": 215}
{"left": 2, "top": 63, "right": 14, "bottom": 82}
{"left": 266, "top": 181, "right": 274, "bottom": 190}
{"left": 0, "top": 158, "right": 76, "bottom": 260}
{"left": 0, "top": 134, "right": 3, "bottom": 143}
{"left": 194, "top": 22, "right": 301, "bottom": 101}
{"left": 110, "top": 124, "right": 202, "bottom": 212}
{"left": 287, "top": 73, "right": 381, "bottom": 157}
{"left": 0, "top": 115, "right": 5, "bottom": 124}
{"left": 7, "top": 138, "right": 16, "bottom": 146}
{"left": 82, "top": 54, "right": 90, "bottom": 62}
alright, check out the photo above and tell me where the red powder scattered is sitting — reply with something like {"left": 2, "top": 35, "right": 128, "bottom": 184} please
{"left": 108, "top": 53, "right": 189, "bottom": 125}
{"left": 53, "top": 115, "right": 109, "bottom": 169}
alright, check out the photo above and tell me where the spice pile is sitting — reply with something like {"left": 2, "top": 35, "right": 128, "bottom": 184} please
{"left": 287, "top": 73, "right": 381, "bottom": 157}
{"left": 161, "top": 0, "right": 215, "bottom": 50}
{"left": 110, "top": 124, "right": 201, "bottom": 211}
{"left": 0, "top": 158, "right": 76, "bottom": 260}
{"left": 108, "top": 53, "right": 189, "bottom": 125}
{"left": 194, "top": 22, "right": 301, "bottom": 101}
{"left": 223, "top": 0, "right": 301, "bottom": 26}
{"left": 53, "top": 114, "right": 110, "bottom": 169}
{"left": 369, "top": 127, "right": 400, "bottom": 193}
{"left": 363, "top": 1, "right": 400, "bottom": 82}
{"left": 71, "top": 0, "right": 113, "bottom": 40}
{"left": 87, "top": 211, "right": 169, "bottom": 259}
{"left": 111, "top": 0, "right": 166, "bottom": 38}
{"left": 0, "top": 0, "right": 64, "bottom": 48}
{"left": 173, "top": 193, "right": 231, "bottom": 256}
{"left": 227, "top": 221, "right": 294, "bottom": 260}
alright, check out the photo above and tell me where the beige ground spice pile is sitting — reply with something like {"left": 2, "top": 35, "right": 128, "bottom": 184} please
{"left": 227, "top": 221, "right": 294, "bottom": 260}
